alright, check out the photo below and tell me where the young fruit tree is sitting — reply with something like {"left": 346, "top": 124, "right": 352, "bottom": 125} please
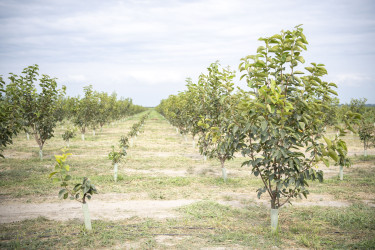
{"left": 5, "top": 65, "right": 65, "bottom": 160}
{"left": 108, "top": 146, "right": 125, "bottom": 182}
{"left": 0, "top": 75, "right": 24, "bottom": 157}
{"left": 119, "top": 136, "right": 129, "bottom": 155}
{"left": 358, "top": 117, "right": 375, "bottom": 157}
{"left": 197, "top": 62, "right": 243, "bottom": 182}
{"left": 237, "top": 25, "right": 345, "bottom": 231}
{"left": 327, "top": 110, "right": 361, "bottom": 180}
{"left": 71, "top": 85, "right": 97, "bottom": 141}
{"left": 49, "top": 151, "right": 97, "bottom": 230}
{"left": 352, "top": 99, "right": 375, "bottom": 157}
{"left": 62, "top": 127, "right": 76, "bottom": 147}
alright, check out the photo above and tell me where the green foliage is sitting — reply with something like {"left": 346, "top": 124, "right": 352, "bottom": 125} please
{"left": 195, "top": 62, "right": 244, "bottom": 178}
{"left": 49, "top": 150, "right": 97, "bottom": 203}
{"left": 119, "top": 136, "right": 129, "bottom": 155}
{"left": 353, "top": 99, "right": 375, "bottom": 155}
{"left": 108, "top": 145, "right": 125, "bottom": 164}
{"left": 238, "top": 25, "right": 338, "bottom": 209}
{"left": 0, "top": 75, "right": 23, "bottom": 157}
{"left": 3, "top": 65, "right": 65, "bottom": 157}
{"left": 62, "top": 127, "right": 76, "bottom": 142}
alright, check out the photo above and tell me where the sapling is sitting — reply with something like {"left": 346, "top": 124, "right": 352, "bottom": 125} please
{"left": 108, "top": 146, "right": 125, "bottom": 182}
{"left": 237, "top": 25, "right": 346, "bottom": 232}
{"left": 326, "top": 112, "right": 361, "bottom": 180}
{"left": 62, "top": 127, "right": 76, "bottom": 147}
{"left": 49, "top": 150, "right": 97, "bottom": 230}
{"left": 119, "top": 136, "right": 129, "bottom": 155}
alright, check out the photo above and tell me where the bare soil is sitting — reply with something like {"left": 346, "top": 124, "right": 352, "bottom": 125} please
{"left": 0, "top": 197, "right": 198, "bottom": 224}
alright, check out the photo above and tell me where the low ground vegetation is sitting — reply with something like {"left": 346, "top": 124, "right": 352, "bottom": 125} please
{"left": 0, "top": 110, "right": 374, "bottom": 249}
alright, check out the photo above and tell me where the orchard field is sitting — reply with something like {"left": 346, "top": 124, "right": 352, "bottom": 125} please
{"left": 0, "top": 110, "right": 374, "bottom": 249}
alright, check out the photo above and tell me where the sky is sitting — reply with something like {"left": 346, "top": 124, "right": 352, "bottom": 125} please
{"left": 0, "top": 0, "right": 374, "bottom": 107}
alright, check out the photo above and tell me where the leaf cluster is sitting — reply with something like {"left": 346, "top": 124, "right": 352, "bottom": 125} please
{"left": 49, "top": 150, "right": 97, "bottom": 203}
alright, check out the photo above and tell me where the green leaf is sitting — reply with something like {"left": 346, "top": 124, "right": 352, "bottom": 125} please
{"left": 266, "top": 104, "right": 271, "bottom": 113}
{"left": 323, "top": 136, "right": 332, "bottom": 148}
{"left": 296, "top": 56, "right": 305, "bottom": 63}
{"left": 58, "top": 189, "right": 67, "bottom": 199}
{"left": 49, "top": 172, "right": 58, "bottom": 178}
{"left": 64, "top": 165, "right": 70, "bottom": 171}
{"left": 64, "top": 175, "right": 71, "bottom": 181}
{"left": 328, "top": 149, "right": 339, "bottom": 162}
{"left": 298, "top": 122, "right": 305, "bottom": 130}
{"left": 261, "top": 120, "right": 267, "bottom": 132}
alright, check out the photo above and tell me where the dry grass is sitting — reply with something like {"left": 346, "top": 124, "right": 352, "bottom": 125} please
{"left": 0, "top": 110, "right": 374, "bottom": 249}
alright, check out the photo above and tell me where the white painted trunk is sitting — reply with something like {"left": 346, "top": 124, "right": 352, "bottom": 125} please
{"left": 204, "top": 156, "right": 207, "bottom": 162}
{"left": 67, "top": 141, "right": 70, "bottom": 148}
{"left": 193, "top": 140, "right": 196, "bottom": 149}
{"left": 81, "top": 134, "right": 85, "bottom": 141}
{"left": 271, "top": 209, "right": 279, "bottom": 232}
{"left": 176, "top": 128, "right": 179, "bottom": 133}
{"left": 184, "top": 135, "right": 187, "bottom": 142}
{"left": 26, "top": 133, "right": 30, "bottom": 140}
{"left": 339, "top": 165, "right": 344, "bottom": 181}
{"left": 82, "top": 203, "right": 92, "bottom": 230}
{"left": 39, "top": 150, "right": 43, "bottom": 161}
{"left": 222, "top": 167, "right": 227, "bottom": 182}
{"left": 364, "top": 149, "right": 367, "bottom": 157}
{"left": 114, "top": 163, "right": 118, "bottom": 182}
{"left": 93, "top": 130, "right": 96, "bottom": 136}
{"left": 130, "top": 138, "right": 133, "bottom": 147}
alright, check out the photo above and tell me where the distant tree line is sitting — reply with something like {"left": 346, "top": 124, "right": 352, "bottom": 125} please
{"left": 0, "top": 64, "right": 146, "bottom": 158}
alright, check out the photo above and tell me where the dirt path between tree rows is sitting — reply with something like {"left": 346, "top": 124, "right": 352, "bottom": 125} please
{"left": 0, "top": 192, "right": 360, "bottom": 224}
{"left": 0, "top": 198, "right": 198, "bottom": 224}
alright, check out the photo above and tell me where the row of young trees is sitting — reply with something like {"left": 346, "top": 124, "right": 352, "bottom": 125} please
{"left": 0, "top": 65, "right": 146, "bottom": 159}
{"left": 109, "top": 112, "right": 150, "bottom": 182}
{"left": 157, "top": 25, "right": 361, "bottom": 231}
{"left": 61, "top": 85, "right": 146, "bottom": 141}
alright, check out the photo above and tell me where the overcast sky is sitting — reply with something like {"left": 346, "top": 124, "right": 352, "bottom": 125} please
{"left": 1, "top": 0, "right": 374, "bottom": 106}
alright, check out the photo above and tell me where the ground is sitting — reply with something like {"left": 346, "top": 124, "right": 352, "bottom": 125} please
{"left": 0, "top": 110, "right": 374, "bottom": 249}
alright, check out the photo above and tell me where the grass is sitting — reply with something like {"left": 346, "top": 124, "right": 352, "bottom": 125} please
{"left": 0, "top": 110, "right": 374, "bottom": 248}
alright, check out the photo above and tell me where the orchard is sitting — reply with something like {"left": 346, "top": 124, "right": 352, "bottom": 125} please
{"left": 0, "top": 26, "right": 374, "bottom": 249}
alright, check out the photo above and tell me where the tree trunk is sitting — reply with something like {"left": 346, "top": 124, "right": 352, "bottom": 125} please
{"left": 130, "top": 138, "right": 133, "bottom": 147}
{"left": 26, "top": 133, "right": 30, "bottom": 140}
{"left": 221, "top": 160, "right": 227, "bottom": 182}
{"left": 339, "top": 165, "right": 344, "bottom": 181}
{"left": 81, "top": 133, "right": 85, "bottom": 141}
{"left": 114, "top": 163, "right": 118, "bottom": 182}
{"left": 204, "top": 156, "right": 207, "bottom": 162}
{"left": 67, "top": 140, "right": 70, "bottom": 148}
{"left": 184, "top": 135, "right": 187, "bottom": 142}
{"left": 93, "top": 129, "right": 96, "bottom": 136}
{"left": 193, "top": 140, "right": 196, "bottom": 149}
{"left": 270, "top": 208, "right": 279, "bottom": 232}
{"left": 82, "top": 202, "right": 92, "bottom": 230}
{"left": 364, "top": 148, "right": 367, "bottom": 157}
{"left": 39, "top": 149, "right": 43, "bottom": 161}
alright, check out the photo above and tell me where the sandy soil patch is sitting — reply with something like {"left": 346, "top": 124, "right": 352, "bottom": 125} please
{"left": 125, "top": 168, "right": 188, "bottom": 177}
{"left": 0, "top": 199, "right": 198, "bottom": 224}
{"left": 219, "top": 192, "right": 350, "bottom": 208}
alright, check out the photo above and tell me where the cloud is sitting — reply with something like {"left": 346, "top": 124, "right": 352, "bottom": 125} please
{"left": 1, "top": 0, "right": 375, "bottom": 105}
{"left": 333, "top": 74, "right": 371, "bottom": 87}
